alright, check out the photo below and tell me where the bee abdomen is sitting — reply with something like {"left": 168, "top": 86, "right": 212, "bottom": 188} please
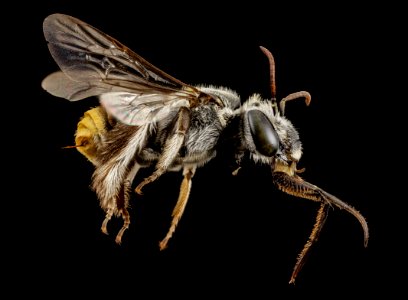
{"left": 74, "top": 106, "right": 109, "bottom": 166}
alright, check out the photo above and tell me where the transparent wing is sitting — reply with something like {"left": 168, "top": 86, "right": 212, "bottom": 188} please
{"left": 99, "top": 92, "right": 189, "bottom": 126}
{"left": 42, "top": 13, "right": 217, "bottom": 125}
{"left": 42, "top": 71, "right": 115, "bottom": 100}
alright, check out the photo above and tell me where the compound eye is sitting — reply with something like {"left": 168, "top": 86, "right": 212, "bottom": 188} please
{"left": 248, "top": 110, "right": 279, "bottom": 157}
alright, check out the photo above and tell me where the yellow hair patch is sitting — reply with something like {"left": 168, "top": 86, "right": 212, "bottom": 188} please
{"left": 74, "top": 106, "right": 108, "bottom": 166}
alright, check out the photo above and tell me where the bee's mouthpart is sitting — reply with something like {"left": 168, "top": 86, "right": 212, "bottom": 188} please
{"left": 271, "top": 170, "right": 369, "bottom": 284}
{"left": 272, "top": 171, "right": 369, "bottom": 246}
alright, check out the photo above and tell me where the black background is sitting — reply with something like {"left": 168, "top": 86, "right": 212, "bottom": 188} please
{"left": 4, "top": 1, "right": 401, "bottom": 297}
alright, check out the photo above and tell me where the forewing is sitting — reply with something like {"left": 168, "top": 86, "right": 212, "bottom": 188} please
{"left": 42, "top": 14, "right": 214, "bottom": 125}
{"left": 43, "top": 13, "right": 194, "bottom": 96}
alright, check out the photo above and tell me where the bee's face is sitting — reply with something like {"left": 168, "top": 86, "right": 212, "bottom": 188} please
{"left": 240, "top": 94, "right": 302, "bottom": 167}
{"left": 271, "top": 114, "right": 302, "bottom": 165}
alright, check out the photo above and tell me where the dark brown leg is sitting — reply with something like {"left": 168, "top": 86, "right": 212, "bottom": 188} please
{"left": 289, "top": 203, "right": 329, "bottom": 284}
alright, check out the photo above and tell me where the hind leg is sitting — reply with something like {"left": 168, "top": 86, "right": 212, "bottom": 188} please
{"left": 114, "top": 163, "right": 141, "bottom": 244}
{"left": 99, "top": 163, "right": 141, "bottom": 243}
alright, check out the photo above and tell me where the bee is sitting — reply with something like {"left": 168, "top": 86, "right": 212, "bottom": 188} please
{"left": 42, "top": 13, "right": 369, "bottom": 283}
